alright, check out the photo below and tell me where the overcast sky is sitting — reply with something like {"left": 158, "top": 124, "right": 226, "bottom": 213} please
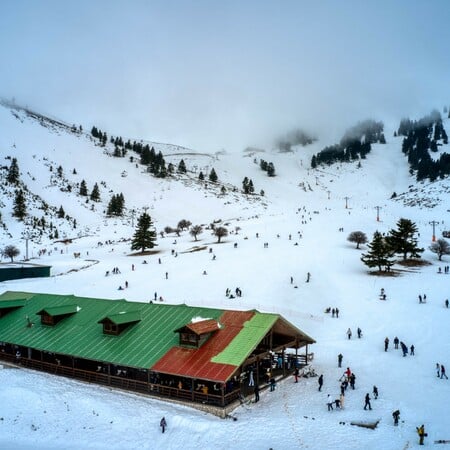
{"left": 1, "top": 1, "right": 449, "bottom": 152}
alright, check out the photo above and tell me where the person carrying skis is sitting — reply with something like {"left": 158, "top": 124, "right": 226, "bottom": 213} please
{"left": 160, "top": 417, "right": 167, "bottom": 433}
{"left": 416, "top": 424, "right": 426, "bottom": 445}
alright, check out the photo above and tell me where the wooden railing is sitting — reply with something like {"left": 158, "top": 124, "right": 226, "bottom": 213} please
{"left": 0, "top": 354, "right": 239, "bottom": 407}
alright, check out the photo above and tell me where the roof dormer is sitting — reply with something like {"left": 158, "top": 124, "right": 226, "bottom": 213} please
{"left": 37, "top": 305, "right": 80, "bottom": 326}
{"left": 0, "top": 299, "right": 26, "bottom": 318}
{"left": 98, "top": 311, "right": 141, "bottom": 335}
{"left": 175, "top": 319, "right": 221, "bottom": 347}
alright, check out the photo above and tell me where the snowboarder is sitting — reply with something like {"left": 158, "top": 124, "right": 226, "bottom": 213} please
{"left": 441, "top": 364, "right": 448, "bottom": 379}
{"left": 364, "top": 393, "right": 372, "bottom": 410}
{"left": 338, "top": 353, "right": 343, "bottom": 368}
{"left": 416, "top": 424, "right": 426, "bottom": 445}
{"left": 160, "top": 417, "right": 167, "bottom": 433}
{"left": 373, "top": 385, "right": 378, "bottom": 399}
{"left": 318, "top": 374, "right": 324, "bottom": 391}
{"left": 384, "top": 337, "right": 389, "bottom": 352}
{"left": 394, "top": 336, "right": 399, "bottom": 349}
{"left": 410, "top": 345, "right": 415, "bottom": 355}
{"left": 392, "top": 410, "right": 400, "bottom": 426}
{"left": 254, "top": 385, "right": 260, "bottom": 402}
{"left": 400, "top": 341, "right": 408, "bottom": 357}
{"left": 346, "top": 328, "right": 352, "bottom": 340}
{"left": 357, "top": 327, "right": 362, "bottom": 338}
{"left": 327, "top": 394, "right": 334, "bottom": 411}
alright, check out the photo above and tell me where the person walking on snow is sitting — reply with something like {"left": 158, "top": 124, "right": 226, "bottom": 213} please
{"left": 410, "top": 345, "right": 415, "bottom": 355}
{"left": 338, "top": 353, "right": 343, "bottom": 368}
{"left": 349, "top": 373, "right": 356, "bottom": 390}
{"left": 160, "top": 417, "right": 167, "bottom": 433}
{"left": 373, "top": 385, "right": 378, "bottom": 399}
{"left": 436, "top": 363, "right": 441, "bottom": 377}
{"left": 327, "top": 394, "right": 334, "bottom": 411}
{"left": 364, "top": 393, "right": 372, "bottom": 410}
{"left": 346, "top": 328, "right": 352, "bottom": 340}
{"left": 392, "top": 410, "right": 400, "bottom": 426}
{"left": 384, "top": 337, "right": 390, "bottom": 352}
{"left": 254, "top": 384, "right": 260, "bottom": 402}
{"left": 318, "top": 374, "right": 324, "bottom": 391}
{"left": 400, "top": 341, "right": 408, "bottom": 356}
{"left": 394, "top": 336, "right": 399, "bottom": 349}
{"left": 441, "top": 364, "right": 448, "bottom": 379}
{"left": 294, "top": 367, "right": 299, "bottom": 383}
{"left": 357, "top": 327, "right": 362, "bottom": 338}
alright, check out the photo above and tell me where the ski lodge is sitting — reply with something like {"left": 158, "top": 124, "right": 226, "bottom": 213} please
{"left": 0, "top": 291, "right": 315, "bottom": 416}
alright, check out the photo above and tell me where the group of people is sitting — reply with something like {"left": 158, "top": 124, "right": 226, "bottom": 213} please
{"left": 437, "top": 265, "right": 450, "bottom": 274}
{"left": 325, "top": 307, "right": 340, "bottom": 318}
{"left": 384, "top": 336, "right": 414, "bottom": 356}
{"left": 225, "top": 287, "right": 242, "bottom": 298}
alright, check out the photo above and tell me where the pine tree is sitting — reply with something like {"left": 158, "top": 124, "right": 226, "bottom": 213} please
{"left": 267, "top": 162, "right": 275, "bottom": 177}
{"left": 13, "top": 189, "right": 27, "bottom": 220}
{"left": 7, "top": 158, "right": 20, "bottom": 184}
{"left": 361, "top": 231, "right": 395, "bottom": 271}
{"left": 90, "top": 183, "right": 101, "bottom": 202}
{"left": 209, "top": 168, "right": 218, "bottom": 182}
{"left": 242, "top": 177, "right": 249, "bottom": 194}
{"left": 199, "top": 171, "right": 204, "bottom": 181}
{"left": 79, "top": 180, "right": 88, "bottom": 196}
{"left": 131, "top": 212, "right": 157, "bottom": 253}
{"left": 57, "top": 165, "right": 63, "bottom": 177}
{"left": 311, "top": 155, "right": 317, "bottom": 169}
{"left": 386, "top": 218, "right": 423, "bottom": 260}
{"left": 57, "top": 206, "right": 65, "bottom": 218}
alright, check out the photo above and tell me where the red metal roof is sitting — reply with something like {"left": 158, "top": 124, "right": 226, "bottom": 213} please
{"left": 183, "top": 318, "right": 221, "bottom": 335}
{"left": 151, "top": 310, "right": 254, "bottom": 382}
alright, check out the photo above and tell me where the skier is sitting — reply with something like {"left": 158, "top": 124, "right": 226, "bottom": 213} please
{"left": 346, "top": 328, "right": 352, "bottom": 340}
{"left": 357, "top": 327, "right": 362, "bottom": 338}
{"left": 410, "top": 345, "right": 415, "bottom": 356}
{"left": 441, "top": 364, "right": 448, "bottom": 379}
{"left": 318, "top": 374, "right": 324, "bottom": 391}
{"left": 160, "top": 417, "right": 167, "bottom": 434}
{"left": 338, "top": 353, "right": 343, "bottom": 368}
{"left": 384, "top": 337, "right": 390, "bottom": 352}
{"left": 392, "top": 410, "right": 400, "bottom": 426}
{"left": 416, "top": 424, "right": 426, "bottom": 445}
{"left": 393, "top": 336, "right": 399, "bottom": 349}
{"left": 364, "top": 393, "right": 372, "bottom": 410}
{"left": 373, "top": 385, "right": 378, "bottom": 399}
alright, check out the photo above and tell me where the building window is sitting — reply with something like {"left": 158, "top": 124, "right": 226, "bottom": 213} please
{"left": 103, "top": 323, "right": 119, "bottom": 335}
{"left": 41, "top": 314, "right": 54, "bottom": 326}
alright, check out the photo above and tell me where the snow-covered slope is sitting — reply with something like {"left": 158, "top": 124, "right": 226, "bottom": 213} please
{"left": 0, "top": 103, "right": 449, "bottom": 449}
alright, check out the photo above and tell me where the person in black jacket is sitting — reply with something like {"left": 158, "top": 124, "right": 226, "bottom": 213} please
{"left": 318, "top": 374, "right": 323, "bottom": 391}
{"left": 364, "top": 393, "right": 372, "bottom": 410}
{"left": 160, "top": 417, "right": 167, "bottom": 433}
{"left": 392, "top": 410, "right": 400, "bottom": 426}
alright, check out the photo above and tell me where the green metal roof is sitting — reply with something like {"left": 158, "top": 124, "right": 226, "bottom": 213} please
{"left": 98, "top": 311, "right": 142, "bottom": 325}
{"left": 212, "top": 313, "right": 278, "bottom": 366}
{"left": 0, "top": 299, "right": 27, "bottom": 309}
{"left": 37, "top": 305, "right": 79, "bottom": 317}
{"left": 0, "top": 291, "right": 223, "bottom": 369}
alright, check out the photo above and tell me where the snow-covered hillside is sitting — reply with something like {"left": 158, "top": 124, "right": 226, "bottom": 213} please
{"left": 0, "top": 102, "right": 450, "bottom": 449}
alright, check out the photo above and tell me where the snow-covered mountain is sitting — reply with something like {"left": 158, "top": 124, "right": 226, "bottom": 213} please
{"left": 0, "top": 101, "right": 449, "bottom": 450}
